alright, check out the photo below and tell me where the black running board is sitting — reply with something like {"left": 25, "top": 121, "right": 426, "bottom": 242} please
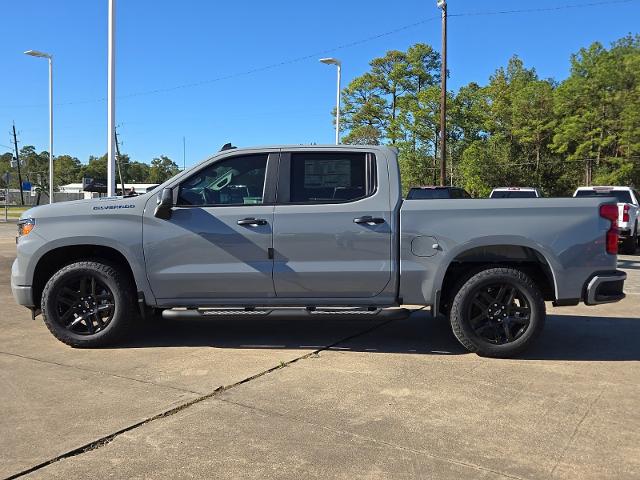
{"left": 161, "top": 307, "right": 411, "bottom": 321}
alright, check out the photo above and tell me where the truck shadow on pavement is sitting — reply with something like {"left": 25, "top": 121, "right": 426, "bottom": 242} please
{"left": 119, "top": 312, "right": 640, "bottom": 361}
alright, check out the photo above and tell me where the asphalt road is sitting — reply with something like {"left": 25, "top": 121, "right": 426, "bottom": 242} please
{"left": 0, "top": 221, "right": 638, "bottom": 479}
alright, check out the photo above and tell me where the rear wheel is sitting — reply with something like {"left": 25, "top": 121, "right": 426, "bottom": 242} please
{"left": 449, "top": 267, "right": 545, "bottom": 358}
{"left": 41, "top": 261, "right": 137, "bottom": 347}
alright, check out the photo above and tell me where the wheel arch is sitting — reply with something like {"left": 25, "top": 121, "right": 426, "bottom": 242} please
{"left": 32, "top": 244, "right": 140, "bottom": 308}
{"left": 436, "top": 243, "right": 558, "bottom": 314}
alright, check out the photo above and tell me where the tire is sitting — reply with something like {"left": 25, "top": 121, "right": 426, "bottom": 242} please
{"left": 449, "top": 267, "right": 545, "bottom": 358}
{"left": 620, "top": 235, "right": 636, "bottom": 255}
{"left": 41, "top": 261, "right": 137, "bottom": 347}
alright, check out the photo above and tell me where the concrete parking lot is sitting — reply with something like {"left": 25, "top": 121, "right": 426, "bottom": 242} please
{"left": 0, "top": 221, "right": 638, "bottom": 479}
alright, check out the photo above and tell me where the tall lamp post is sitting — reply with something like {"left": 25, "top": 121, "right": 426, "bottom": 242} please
{"left": 107, "top": 0, "right": 116, "bottom": 197}
{"left": 437, "top": 0, "right": 447, "bottom": 186}
{"left": 24, "top": 49, "right": 54, "bottom": 203}
{"left": 319, "top": 58, "right": 342, "bottom": 145}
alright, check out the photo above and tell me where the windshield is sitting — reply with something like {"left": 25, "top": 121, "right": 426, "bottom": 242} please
{"left": 407, "top": 188, "right": 451, "bottom": 199}
{"left": 491, "top": 190, "right": 538, "bottom": 198}
{"left": 575, "top": 189, "right": 633, "bottom": 203}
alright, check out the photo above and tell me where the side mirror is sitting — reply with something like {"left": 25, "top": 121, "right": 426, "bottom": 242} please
{"left": 154, "top": 187, "right": 174, "bottom": 220}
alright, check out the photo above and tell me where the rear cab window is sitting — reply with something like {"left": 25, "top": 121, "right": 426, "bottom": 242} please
{"left": 491, "top": 190, "right": 538, "bottom": 198}
{"left": 575, "top": 189, "right": 633, "bottom": 204}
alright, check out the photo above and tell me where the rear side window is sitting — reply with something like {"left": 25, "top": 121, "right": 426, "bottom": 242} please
{"left": 575, "top": 189, "right": 633, "bottom": 203}
{"left": 288, "top": 152, "right": 374, "bottom": 203}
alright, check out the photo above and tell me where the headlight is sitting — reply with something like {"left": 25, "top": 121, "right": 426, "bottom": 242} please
{"left": 17, "top": 218, "right": 36, "bottom": 238}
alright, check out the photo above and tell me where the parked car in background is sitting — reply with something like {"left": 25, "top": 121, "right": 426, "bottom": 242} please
{"left": 406, "top": 186, "right": 471, "bottom": 199}
{"left": 574, "top": 186, "right": 639, "bottom": 254}
{"left": 490, "top": 187, "right": 542, "bottom": 198}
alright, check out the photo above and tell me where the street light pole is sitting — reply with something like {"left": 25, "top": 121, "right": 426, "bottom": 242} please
{"left": 48, "top": 55, "right": 53, "bottom": 203}
{"left": 319, "top": 58, "right": 342, "bottom": 145}
{"left": 437, "top": 0, "right": 447, "bottom": 187}
{"left": 24, "top": 49, "right": 54, "bottom": 203}
{"left": 107, "top": 0, "right": 116, "bottom": 197}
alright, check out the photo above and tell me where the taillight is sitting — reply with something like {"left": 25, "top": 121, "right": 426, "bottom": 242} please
{"left": 623, "top": 204, "right": 630, "bottom": 222}
{"left": 600, "top": 204, "right": 618, "bottom": 255}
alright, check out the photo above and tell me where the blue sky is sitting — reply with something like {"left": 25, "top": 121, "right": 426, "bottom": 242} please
{"left": 1, "top": 0, "right": 639, "bottom": 169}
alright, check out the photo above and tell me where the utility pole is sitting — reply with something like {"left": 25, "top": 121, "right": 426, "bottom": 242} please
{"left": 183, "top": 136, "right": 186, "bottom": 170}
{"left": 585, "top": 158, "right": 593, "bottom": 186}
{"left": 114, "top": 128, "right": 126, "bottom": 195}
{"left": 437, "top": 0, "right": 447, "bottom": 187}
{"left": 12, "top": 123, "right": 25, "bottom": 205}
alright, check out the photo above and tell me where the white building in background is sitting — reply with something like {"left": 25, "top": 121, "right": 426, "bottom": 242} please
{"left": 59, "top": 183, "right": 159, "bottom": 199}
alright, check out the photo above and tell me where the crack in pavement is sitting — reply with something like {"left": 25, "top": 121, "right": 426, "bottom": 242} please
{"left": 548, "top": 385, "right": 606, "bottom": 478}
{"left": 4, "top": 317, "right": 397, "bottom": 480}
{"left": 0, "top": 351, "right": 202, "bottom": 395}
{"left": 218, "top": 397, "right": 527, "bottom": 480}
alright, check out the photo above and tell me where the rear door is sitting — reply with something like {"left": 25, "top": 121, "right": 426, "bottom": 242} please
{"left": 272, "top": 149, "right": 393, "bottom": 299}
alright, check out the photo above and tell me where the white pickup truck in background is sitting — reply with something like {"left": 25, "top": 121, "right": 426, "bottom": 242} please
{"left": 574, "top": 186, "right": 639, "bottom": 254}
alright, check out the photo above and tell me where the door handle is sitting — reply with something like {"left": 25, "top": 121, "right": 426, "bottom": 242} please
{"left": 237, "top": 218, "right": 268, "bottom": 226}
{"left": 353, "top": 216, "right": 385, "bottom": 225}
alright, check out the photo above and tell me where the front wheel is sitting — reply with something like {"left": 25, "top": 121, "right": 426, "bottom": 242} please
{"left": 449, "top": 267, "right": 545, "bottom": 358}
{"left": 41, "top": 261, "right": 137, "bottom": 347}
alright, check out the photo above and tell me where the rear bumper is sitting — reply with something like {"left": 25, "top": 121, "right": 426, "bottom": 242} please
{"left": 584, "top": 270, "right": 626, "bottom": 305}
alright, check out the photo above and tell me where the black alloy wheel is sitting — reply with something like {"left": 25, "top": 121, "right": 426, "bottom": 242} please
{"left": 466, "top": 282, "right": 531, "bottom": 345}
{"left": 41, "top": 261, "right": 137, "bottom": 347}
{"left": 449, "top": 267, "right": 546, "bottom": 358}
{"left": 53, "top": 274, "right": 116, "bottom": 335}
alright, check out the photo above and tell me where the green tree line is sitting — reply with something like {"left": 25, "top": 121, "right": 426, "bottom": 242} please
{"left": 339, "top": 35, "right": 640, "bottom": 196}
{"left": 0, "top": 147, "right": 180, "bottom": 194}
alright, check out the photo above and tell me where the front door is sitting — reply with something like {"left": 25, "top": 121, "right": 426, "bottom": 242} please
{"left": 143, "top": 152, "right": 277, "bottom": 303}
{"left": 272, "top": 150, "right": 393, "bottom": 299}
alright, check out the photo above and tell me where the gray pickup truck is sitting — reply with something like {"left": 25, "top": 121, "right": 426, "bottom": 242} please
{"left": 11, "top": 145, "right": 626, "bottom": 357}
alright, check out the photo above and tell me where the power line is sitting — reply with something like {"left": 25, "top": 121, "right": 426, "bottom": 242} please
{"left": 0, "top": 15, "right": 440, "bottom": 109}
{"left": 449, "top": 0, "right": 636, "bottom": 18}
{"left": 1, "top": 0, "right": 637, "bottom": 110}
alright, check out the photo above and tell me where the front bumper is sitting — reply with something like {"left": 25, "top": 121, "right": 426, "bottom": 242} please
{"left": 11, "top": 283, "right": 34, "bottom": 307}
{"left": 11, "top": 258, "right": 34, "bottom": 307}
{"left": 584, "top": 270, "right": 626, "bottom": 305}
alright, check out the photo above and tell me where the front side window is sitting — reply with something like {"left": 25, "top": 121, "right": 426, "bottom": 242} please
{"left": 177, "top": 154, "right": 268, "bottom": 206}
{"left": 288, "top": 152, "right": 373, "bottom": 203}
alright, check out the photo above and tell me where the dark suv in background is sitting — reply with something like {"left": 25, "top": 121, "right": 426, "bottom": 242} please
{"left": 406, "top": 186, "right": 472, "bottom": 199}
